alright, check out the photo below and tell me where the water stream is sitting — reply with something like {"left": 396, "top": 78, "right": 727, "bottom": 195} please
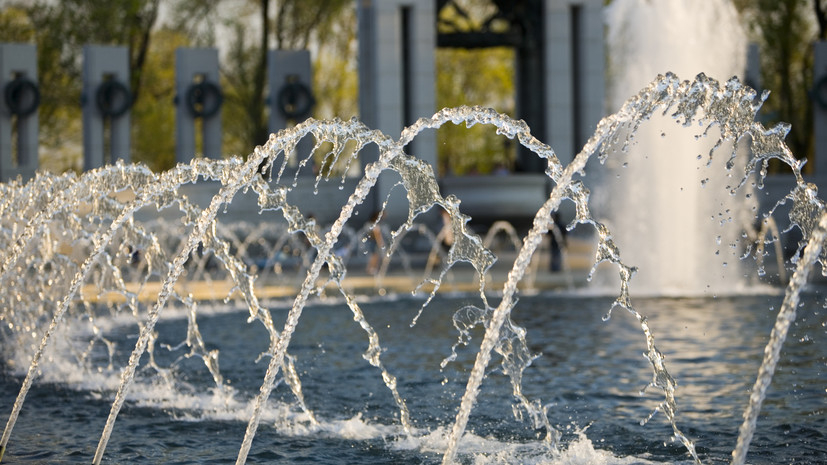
{"left": 0, "top": 74, "right": 824, "bottom": 464}
{"left": 600, "top": 0, "right": 750, "bottom": 295}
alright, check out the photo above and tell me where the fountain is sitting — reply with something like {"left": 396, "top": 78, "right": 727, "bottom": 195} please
{"left": 0, "top": 73, "right": 824, "bottom": 464}
{"left": 595, "top": 0, "right": 752, "bottom": 295}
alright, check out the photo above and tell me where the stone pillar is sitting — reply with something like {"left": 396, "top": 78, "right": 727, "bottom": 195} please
{"left": 357, "top": 0, "right": 436, "bottom": 217}
{"left": 269, "top": 50, "right": 314, "bottom": 131}
{"left": 175, "top": 48, "right": 222, "bottom": 163}
{"left": 813, "top": 41, "right": 827, "bottom": 178}
{"left": 514, "top": 0, "right": 546, "bottom": 173}
{"left": 0, "top": 43, "right": 39, "bottom": 182}
{"left": 544, "top": 0, "right": 605, "bottom": 166}
{"left": 82, "top": 45, "right": 132, "bottom": 171}
{"left": 268, "top": 50, "right": 315, "bottom": 175}
{"left": 745, "top": 42, "right": 762, "bottom": 92}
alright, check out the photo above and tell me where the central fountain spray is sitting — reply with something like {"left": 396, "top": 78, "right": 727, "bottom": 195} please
{"left": 597, "top": 0, "right": 751, "bottom": 295}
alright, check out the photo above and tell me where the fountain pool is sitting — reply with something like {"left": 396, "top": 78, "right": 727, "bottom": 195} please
{"left": 0, "top": 73, "right": 825, "bottom": 464}
{"left": 0, "top": 294, "right": 823, "bottom": 464}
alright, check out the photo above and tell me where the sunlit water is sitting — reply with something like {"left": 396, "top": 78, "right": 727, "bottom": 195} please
{"left": 1, "top": 293, "right": 823, "bottom": 464}
{"left": 0, "top": 73, "right": 825, "bottom": 464}
{"left": 597, "top": 0, "right": 750, "bottom": 295}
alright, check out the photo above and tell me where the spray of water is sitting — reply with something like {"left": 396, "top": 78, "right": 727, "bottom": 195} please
{"left": 602, "top": 0, "right": 750, "bottom": 295}
{"left": 0, "top": 74, "right": 822, "bottom": 465}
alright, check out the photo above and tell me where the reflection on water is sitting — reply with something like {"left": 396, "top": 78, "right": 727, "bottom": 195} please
{"left": 1, "top": 292, "right": 824, "bottom": 464}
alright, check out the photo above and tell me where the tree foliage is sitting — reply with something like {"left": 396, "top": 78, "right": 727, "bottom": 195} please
{"left": 131, "top": 27, "right": 189, "bottom": 172}
{"left": 436, "top": 47, "right": 515, "bottom": 176}
{"left": 435, "top": 1, "right": 515, "bottom": 176}
{"left": 733, "top": 0, "right": 817, "bottom": 171}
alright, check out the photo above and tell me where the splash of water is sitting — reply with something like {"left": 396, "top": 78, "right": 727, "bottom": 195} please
{"left": 0, "top": 73, "right": 821, "bottom": 465}
{"left": 731, "top": 186, "right": 826, "bottom": 465}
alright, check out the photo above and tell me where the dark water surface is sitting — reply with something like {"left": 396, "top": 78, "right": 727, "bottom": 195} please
{"left": 1, "top": 291, "right": 824, "bottom": 464}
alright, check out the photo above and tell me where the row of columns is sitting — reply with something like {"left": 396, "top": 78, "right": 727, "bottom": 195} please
{"left": 357, "top": 0, "right": 606, "bottom": 172}
{"left": 0, "top": 44, "right": 314, "bottom": 182}
{"left": 6, "top": 3, "right": 823, "bottom": 183}
{"left": 0, "top": 0, "right": 692, "bottom": 188}
{"left": 356, "top": 0, "right": 605, "bottom": 219}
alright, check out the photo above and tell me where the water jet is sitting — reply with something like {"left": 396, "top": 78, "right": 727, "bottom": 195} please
{"left": 0, "top": 74, "right": 823, "bottom": 464}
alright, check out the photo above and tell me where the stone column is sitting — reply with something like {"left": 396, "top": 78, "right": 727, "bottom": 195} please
{"left": 0, "top": 43, "right": 39, "bottom": 182}
{"left": 82, "top": 45, "right": 132, "bottom": 171}
{"left": 544, "top": 0, "right": 605, "bottom": 166}
{"left": 175, "top": 48, "right": 222, "bottom": 163}
{"left": 357, "top": 0, "right": 436, "bottom": 218}
{"left": 268, "top": 50, "right": 315, "bottom": 175}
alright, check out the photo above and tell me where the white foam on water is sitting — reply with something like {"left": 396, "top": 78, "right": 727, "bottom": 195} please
{"left": 391, "top": 426, "right": 665, "bottom": 465}
{"left": 4, "top": 321, "right": 681, "bottom": 465}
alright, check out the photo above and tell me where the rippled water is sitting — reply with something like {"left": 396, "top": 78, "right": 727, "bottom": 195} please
{"left": 2, "top": 292, "right": 823, "bottom": 464}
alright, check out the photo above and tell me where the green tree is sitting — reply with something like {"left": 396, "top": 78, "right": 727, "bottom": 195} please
{"left": 436, "top": 47, "right": 515, "bottom": 176}
{"left": 435, "top": 1, "right": 516, "bottom": 176}
{"left": 131, "top": 27, "right": 190, "bottom": 172}
{"left": 733, "top": 0, "right": 816, "bottom": 172}
{"left": 312, "top": 5, "right": 358, "bottom": 121}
